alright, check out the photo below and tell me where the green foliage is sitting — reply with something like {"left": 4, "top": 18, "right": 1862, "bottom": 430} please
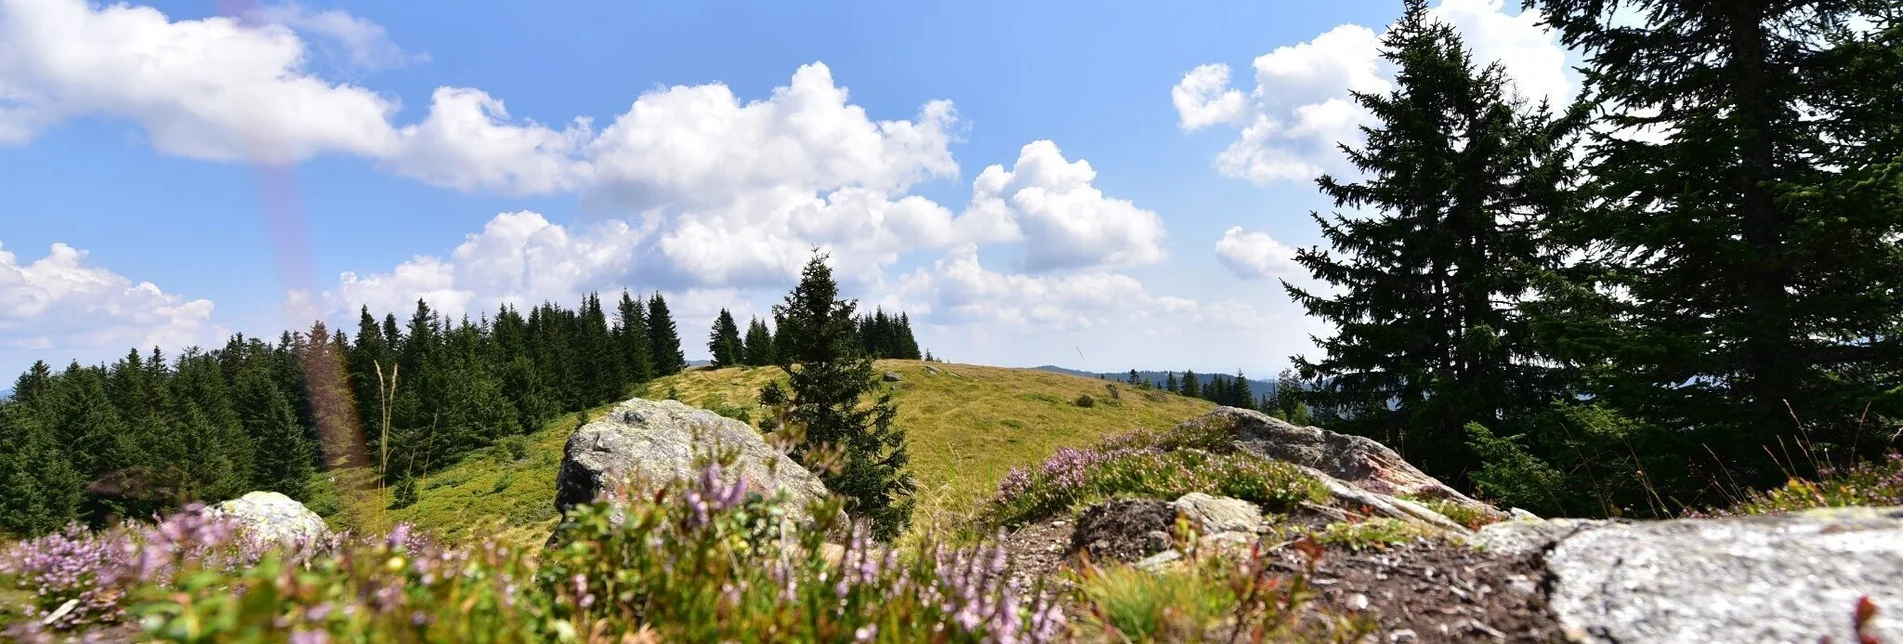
{"left": 391, "top": 476, "right": 419, "bottom": 510}
{"left": 645, "top": 293, "right": 688, "bottom": 377}
{"left": 980, "top": 419, "right": 1327, "bottom": 530}
{"left": 611, "top": 290, "right": 654, "bottom": 386}
{"left": 1529, "top": 0, "right": 1903, "bottom": 495}
{"left": 1070, "top": 544, "right": 1373, "bottom": 642}
{"left": 1308, "top": 518, "right": 1434, "bottom": 551}
{"left": 23, "top": 464, "right": 1068, "bottom": 643}
{"left": 707, "top": 308, "right": 744, "bottom": 368}
{"left": 490, "top": 435, "right": 532, "bottom": 464}
{"left": 1703, "top": 454, "right": 1903, "bottom": 518}
{"left": 1072, "top": 394, "right": 1096, "bottom": 408}
{"left": 1281, "top": 0, "right": 1588, "bottom": 488}
{"left": 742, "top": 316, "right": 775, "bottom": 366}
{"left": 776, "top": 253, "right": 918, "bottom": 540}
{"left": 1465, "top": 401, "right": 1688, "bottom": 519}
{"left": 855, "top": 308, "right": 923, "bottom": 360}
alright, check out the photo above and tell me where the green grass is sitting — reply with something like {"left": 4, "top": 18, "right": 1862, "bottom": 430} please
{"left": 1306, "top": 518, "right": 1437, "bottom": 551}
{"left": 1698, "top": 453, "right": 1903, "bottom": 517}
{"left": 327, "top": 361, "right": 1216, "bottom": 545}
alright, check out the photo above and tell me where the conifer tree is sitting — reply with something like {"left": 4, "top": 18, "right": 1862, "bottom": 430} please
{"left": 0, "top": 396, "right": 83, "bottom": 536}
{"left": 743, "top": 317, "right": 775, "bottom": 366}
{"left": 1231, "top": 370, "right": 1255, "bottom": 410}
{"left": 776, "top": 253, "right": 916, "bottom": 540}
{"left": 1283, "top": 0, "right": 1585, "bottom": 482}
{"left": 1182, "top": 370, "right": 1200, "bottom": 399}
{"left": 1531, "top": 0, "right": 1903, "bottom": 486}
{"left": 612, "top": 291, "right": 654, "bottom": 385}
{"left": 1165, "top": 371, "right": 1178, "bottom": 393}
{"left": 235, "top": 361, "right": 313, "bottom": 500}
{"left": 646, "top": 293, "right": 687, "bottom": 376}
{"left": 708, "top": 309, "right": 744, "bottom": 368}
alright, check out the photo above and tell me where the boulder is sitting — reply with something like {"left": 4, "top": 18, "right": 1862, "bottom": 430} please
{"left": 1201, "top": 407, "right": 1496, "bottom": 516}
{"left": 1464, "top": 515, "right": 1618, "bottom": 557}
{"left": 1173, "top": 493, "right": 1265, "bottom": 534}
{"left": 1542, "top": 507, "right": 1903, "bottom": 643}
{"left": 207, "top": 491, "right": 331, "bottom": 549}
{"left": 883, "top": 371, "right": 903, "bottom": 382}
{"left": 1070, "top": 499, "right": 1177, "bottom": 563}
{"left": 554, "top": 398, "right": 829, "bottom": 521}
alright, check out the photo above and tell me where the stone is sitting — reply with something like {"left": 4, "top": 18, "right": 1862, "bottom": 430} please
{"left": 554, "top": 398, "right": 829, "bottom": 522}
{"left": 1463, "top": 516, "right": 1617, "bottom": 558}
{"left": 1544, "top": 506, "right": 1903, "bottom": 643}
{"left": 923, "top": 365, "right": 940, "bottom": 375}
{"left": 1307, "top": 468, "right": 1470, "bottom": 533}
{"left": 207, "top": 491, "right": 332, "bottom": 549}
{"left": 1200, "top": 407, "right": 1497, "bottom": 517}
{"left": 1172, "top": 493, "right": 1265, "bottom": 534}
{"left": 883, "top": 371, "right": 902, "bottom": 382}
{"left": 1069, "top": 499, "right": 1177, "bottom": 564}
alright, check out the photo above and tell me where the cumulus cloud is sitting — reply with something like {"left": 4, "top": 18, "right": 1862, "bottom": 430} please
{"left": 330, "top": 211, "right": 653, "bottom": 319}
{"left": 968, "top": 141, "right": 1168, "bottom": 272}
{"left": 0, "top": 241, "right": 222, "bottom": 372}
{"left": 886, "top": 245, "right": 1181, "bottom": 331}
{"left": 1214, "top": 227, "right": 1302, "bottom": 279}
{"left": 1176, "top": 0, "right": 1574, "bottom": 185}
{"left": 0, "top": 0, "right": 402, "bottom": 162}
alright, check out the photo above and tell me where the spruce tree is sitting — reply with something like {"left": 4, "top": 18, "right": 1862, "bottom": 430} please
{"left": 1283, "top": 0, "right": 1585, "bottom": 482}
{"left": 1182, "top": 370, "right": 1200, "bottom": 399}
{"left": 235, "top": 362, "right": 313, "bottom": 500}
{"left": 743, "top": 317, "right": 775, "bottom": 366}
{"left": 612, "top": 291, "right": 654, "bottom": 385}
{"left": 646, "top": 293, "right": 687, "bottom": 376}
{"left": 708, "top": 309, "right": 744, "bottom": 368}
{"left": 776, "top": 253, "right": 916, "bottom": 540}
{"left": 1231, "top": 370, "right": 1255, "bottom": 410}
{"left": 1165, "top": 371, "right": 1178, "bottom": 393}
{"left": 0, "top": 397, "right": 82, "bottom": 536}
{"left": 1532, "top": 0, "right": 1903, "bottom": 486}
{"left": 578, "top": 294, "right": 625, "bottom": 404}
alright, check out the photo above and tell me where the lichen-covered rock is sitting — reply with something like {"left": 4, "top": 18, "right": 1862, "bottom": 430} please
{"left": 207, "top": 491, "right": 331, "bottom": 549}
{"left": 1172, "top": 493, "right": 1264, "bottom": 534}
{"left": 1545, "top": 506, "right": 1903, "bottom": 643}
{"left": 1202, "top": 407, "right": 1491, "bottom": 514}
{"left": 554, "top": 398, "right": 829, "bottom": 521}
{"left": 882, "top": 371, "right": 903, "bottom": 382}
{"left": 1464, "top": 516, "right": 1617, "bottom": 557}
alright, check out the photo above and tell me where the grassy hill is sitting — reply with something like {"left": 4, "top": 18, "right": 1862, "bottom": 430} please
{"left": 322, "top": 360, "right": 1217, "bottom": 546}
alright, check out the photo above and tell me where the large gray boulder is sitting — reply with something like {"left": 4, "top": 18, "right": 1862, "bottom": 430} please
{"left": 207, "top": 491, "right": 332, "bottom": 549}
{"left": 554, "top": 398, "right": 829, "bottom": 520}
{"left": 1538, "top": 507, "right": 1903, "bottom": 643}
{"left": 1202, "top": 407, "right": 1490, "bottom": 511}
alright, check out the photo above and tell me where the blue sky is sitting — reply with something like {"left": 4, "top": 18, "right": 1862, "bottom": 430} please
{"left": 0, "top": 0, "right": 1578, "bottom": 379}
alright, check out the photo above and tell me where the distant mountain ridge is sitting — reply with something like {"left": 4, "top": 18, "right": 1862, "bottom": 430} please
{"left": 0, "top": 387, "right": 10, "bottom": 400}
{"left": 1033, "top": 366, "right": 1279, "bottom": 396}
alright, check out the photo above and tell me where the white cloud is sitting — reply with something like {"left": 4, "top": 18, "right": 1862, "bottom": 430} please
{"left": 386, "top": 87, "right": 593, "bottom": 194}
{"left": 1171, "top": 63, "right": 1247, "bottom": 131}
{"left": 1214, "top": 226, "right": 1302, "bottom": 279}
{"left": 247, "top": 2, "right": 428, "bottom": 71}
{"left": 330, "top": 211, "right": 652, "bottom": 319}
{"left": 0, "top": 241, "right": 222, "bottom": 372}
{"left": 887, "top": 245, "right": 1175, "bottom": 331}
{"left": 968, "top": 141, "right": 1168, "bottom": 272}
{"left": 1177, "top": 0, "right": 1574, "bottom": 185}
{"left": 0, "top": 0, "right": 401, "bottom": 162}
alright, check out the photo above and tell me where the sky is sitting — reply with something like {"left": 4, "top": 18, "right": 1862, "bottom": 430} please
{"left": 0, "top": 0, "right": 1585, "bottom": 380}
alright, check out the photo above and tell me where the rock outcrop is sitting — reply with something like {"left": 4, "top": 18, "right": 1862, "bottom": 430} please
{"left": 1207, "top": 407, "right": 1493, "bottom": 513}
{"left": 206, "top": 491, "right": 332, "bottom": 549}
{"left": 1536, "top": 507, "right": 1903, "bottom": 643}
{"left": 554, "top": 398, "right": 829, "bottom": 521}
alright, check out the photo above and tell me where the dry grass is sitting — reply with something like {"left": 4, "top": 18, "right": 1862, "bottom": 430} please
{"left": 321, "top": 360, "right": 1214, "bottom": 546}
{"left": 655, "top": 360, "right": 1216, "bottom": 532}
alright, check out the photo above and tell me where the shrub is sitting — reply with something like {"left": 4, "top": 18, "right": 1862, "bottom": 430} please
{"left": 491, "top": 435, "right": 532, "bottom": 463}
{"left": 1, "top": 463, "right": 1071, "bottom": 643}
{"left": 391, "top": 476, "right": 419, "bottom": 509}
{"left": 1073, "top": 394, "right": 1097, "bottom": 408}
{"left": 1699, "top": 453, "right": 1903, "bottom": 517}
{"left": 490, "top": 473, "right": 515, "bottom": 495}
{"left": 982, "top": 445, "right": 1324, "bottom": 530}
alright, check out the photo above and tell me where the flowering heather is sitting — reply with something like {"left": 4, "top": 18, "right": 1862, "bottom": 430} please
{"left": 981, "top": 424, "right": 1327, "bottom": 529}
{"left": 1698, "top": 452, "right": 1903, "bottom": 517}
{"left": 2, "top": 462, "right": 1070, "bottom": 643}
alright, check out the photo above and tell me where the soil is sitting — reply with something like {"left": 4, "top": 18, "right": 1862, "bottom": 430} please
{"left": 998, "top": 503, "right": 1567, "bottom": 643}
{"left": 1276, "top": 538, "right": 1565, "bottom": 643}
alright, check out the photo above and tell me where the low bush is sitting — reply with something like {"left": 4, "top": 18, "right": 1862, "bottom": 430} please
{"left": 1697, "top": 453, "right": 1903, "bottom": 517}
{"left": 1073, "top": 394, "right": 1097, "bottom": 408}
{"left": 979, "top": 419, "right": 1327, "bottom": 530}
{"left": 1, "top": 463, "right": 1070, "bottom": 643}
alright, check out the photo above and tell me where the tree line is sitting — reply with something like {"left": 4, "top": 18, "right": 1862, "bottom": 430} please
{"left": 1278, "top": 0, "right": 1903, "bottom": 518}
{"left": 0, "top": 291, "right": 698, "bottom": 536}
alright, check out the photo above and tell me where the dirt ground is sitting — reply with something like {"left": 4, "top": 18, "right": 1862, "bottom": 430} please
{"left": 998, "top": 511, "right": 1566, "bottom": 643}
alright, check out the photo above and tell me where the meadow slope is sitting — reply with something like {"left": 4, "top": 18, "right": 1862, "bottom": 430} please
{"left": 324, "top": 360, "right": 1216, "bottom": 545}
